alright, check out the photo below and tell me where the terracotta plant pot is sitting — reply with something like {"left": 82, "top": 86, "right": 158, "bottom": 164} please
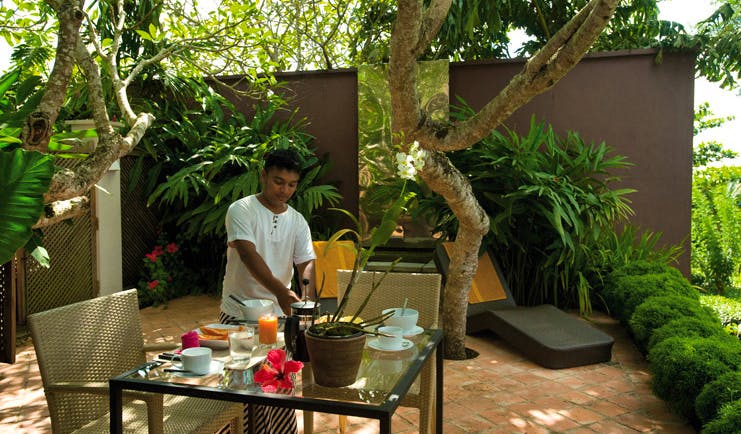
{"left": 304, "top": 329, "right": 366, "bottom": 387}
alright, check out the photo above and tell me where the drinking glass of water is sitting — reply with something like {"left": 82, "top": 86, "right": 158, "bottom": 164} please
{"left": 229, "top": 327, "right": 255, "bottom": 364}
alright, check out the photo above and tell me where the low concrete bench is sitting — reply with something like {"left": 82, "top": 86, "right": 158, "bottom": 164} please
{"left": 467, "top": 303, "right": 614, "bottom": 369}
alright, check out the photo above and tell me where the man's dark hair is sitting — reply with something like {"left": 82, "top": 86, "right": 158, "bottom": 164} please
{"left": 264, "top": 148, "right": 303, "bottom": 174}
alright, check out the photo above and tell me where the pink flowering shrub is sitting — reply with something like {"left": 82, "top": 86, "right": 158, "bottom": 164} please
{"left": 137, "top": 230, "right": 197, "bottom": 307}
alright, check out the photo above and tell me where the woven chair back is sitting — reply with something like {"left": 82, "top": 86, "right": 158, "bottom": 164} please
{"left": 28, "top": 289, "right": 146, "bottom": 433}
{"left": 337, "top": 270, "right": 441, "bottom": 328}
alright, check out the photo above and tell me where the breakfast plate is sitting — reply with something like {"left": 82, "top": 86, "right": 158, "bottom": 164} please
{"left": 195, "top": 324, "right": 244, "bottom": 349}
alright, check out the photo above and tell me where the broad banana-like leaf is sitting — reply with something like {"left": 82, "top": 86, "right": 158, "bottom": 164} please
{"left": 0, "top": 148, "right": 54, "bottom": 264}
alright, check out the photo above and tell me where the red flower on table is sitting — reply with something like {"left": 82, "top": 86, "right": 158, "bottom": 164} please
{"left": 253, "top": 349, "right": 303, "bottom": 392}
{"left": 148, "top": 280, "right": 159, "bottom": 290}
{"left": 166, "top": 243, "right": 178, "bottom": 253}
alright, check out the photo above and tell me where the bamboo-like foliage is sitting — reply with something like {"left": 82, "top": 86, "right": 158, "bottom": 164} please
{"left": 418, "top": 112, "right": 641, "bottom": 310}
{"left": 692, "top": 166, "right": 741, "bottom": 295}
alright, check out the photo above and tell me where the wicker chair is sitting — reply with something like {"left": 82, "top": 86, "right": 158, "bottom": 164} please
{"left": 28, "top": 289, "right": 243, "bottom": 434}
{"left": 337, "top": 270, "right": 442, "bottom": 434}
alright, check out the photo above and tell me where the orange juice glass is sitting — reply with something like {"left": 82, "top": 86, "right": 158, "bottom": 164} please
{"left": 258, "top": 314, "right": 278, "bottom": 345}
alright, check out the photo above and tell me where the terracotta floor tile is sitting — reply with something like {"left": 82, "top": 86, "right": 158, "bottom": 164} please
{"left": 1, "top": 295, "right": 696, "bottom": 434}
{"left": 558, "top": 406, "right": 605, "bottom": 425}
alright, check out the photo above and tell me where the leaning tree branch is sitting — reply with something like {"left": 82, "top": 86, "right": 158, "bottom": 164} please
{"left": 33, "top": 196, "right": 90, "bottom": 229}
{"left": 425, "top": 0, "right": 618, "bottom": 152}
{"left": 22, "top": 1, "right": 84, "bottom": 152}
{"left": 416, "top": 0, "right": 453, "bottom": 57}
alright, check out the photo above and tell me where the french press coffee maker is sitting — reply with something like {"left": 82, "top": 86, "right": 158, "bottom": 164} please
{"left": 285, "top": 279, "right": 320, "bottom": 362}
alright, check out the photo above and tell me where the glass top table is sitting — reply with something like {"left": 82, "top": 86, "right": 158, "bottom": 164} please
{"left": 110, "top": 328, "right": 443, "bottom": 434}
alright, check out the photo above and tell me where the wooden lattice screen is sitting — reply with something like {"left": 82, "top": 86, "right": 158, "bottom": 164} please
{"left": 23, "top": 213, "right": 96, "bottom": 318}
{"left": 19, "top": 155, "right": 96, "bottom": 321}
{"left": 120, "top": 156, "right": 161, "bottom": 288}
{"left": 0, "top": 261, "right": 14, "bottom": 363}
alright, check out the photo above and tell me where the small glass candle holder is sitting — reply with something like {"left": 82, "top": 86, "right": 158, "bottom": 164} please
{"left": 258, "top": 314, "right": 278, "bottom": 345}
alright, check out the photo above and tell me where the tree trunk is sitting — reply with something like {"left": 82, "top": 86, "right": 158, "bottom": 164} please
{"left": 389, "top": 0, "right": 619, "bottom": 359}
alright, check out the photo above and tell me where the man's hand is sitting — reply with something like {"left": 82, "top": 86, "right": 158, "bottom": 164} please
{"left": 277, "top": 288, "right": 301, "bottom": 315}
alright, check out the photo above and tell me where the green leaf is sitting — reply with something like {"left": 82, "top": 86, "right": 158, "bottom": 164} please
{"left": 0, "top": 148, "right": 54, "bottom": 264}
{"left": 25, "top": 231, "right": 49, "bottom": 268}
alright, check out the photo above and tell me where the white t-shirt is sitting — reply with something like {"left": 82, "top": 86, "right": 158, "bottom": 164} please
{"left": 221, "top": 195, "right": 315, "bottom": 317}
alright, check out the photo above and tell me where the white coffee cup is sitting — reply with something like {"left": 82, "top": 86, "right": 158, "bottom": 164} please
{"left": 377, "top": 326, "right": 404, "bottom": 350}
{"left": 383, "top": 307, "right": 419, "bottom": 333}
{"left": 181, "top": 347, "right": 212, "bottom": 375}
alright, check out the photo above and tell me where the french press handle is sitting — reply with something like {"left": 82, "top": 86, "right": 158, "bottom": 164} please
{"left": 284, "top": 316, "right": 299, "bottom": 357}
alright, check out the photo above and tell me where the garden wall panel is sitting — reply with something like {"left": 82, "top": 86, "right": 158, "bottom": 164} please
{"left": 219, "top": 49, "right": 693, "bottom": 275}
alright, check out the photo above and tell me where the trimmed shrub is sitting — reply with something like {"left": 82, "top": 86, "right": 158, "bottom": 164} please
{"left": 600, "top": 260, "right": 675, "bottom": 313}
{"left": 648, "top": 316, "right": 733, "bottom": 351}
{"left": 696, "top": 371, "right": 741, "bottom": 425}
{"left": 648, "top": 336, "right": 741, "bottom": 426}
{"left": 629, "top": 295, "right": 720, "bottom": 352}
{"left": 700, "top": 399, "right": 741, "bottom": 434}
{"left": 613, "top": 259, "right": 680, "bottom": 277}
{"left": 615, "top": 272, "right": 698, "bottom": 323}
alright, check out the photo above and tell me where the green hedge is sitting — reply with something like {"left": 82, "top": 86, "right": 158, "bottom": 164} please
{"left": 695, "top": 371, "right": 741, "bottom": 426}
{"left": 647, "top": 316, "right": 733, "bottom": 351}
{"left": 629, "top": 295, "right": 720, "bottom": 353}
{"left": 606, "top": 272, "right": 698, "bottom": 324}
{"left": 700, "top": 399, "right": 741, "bottom": 434}
{"left": 648, "top": 336, "right": 741, "bottom": 427}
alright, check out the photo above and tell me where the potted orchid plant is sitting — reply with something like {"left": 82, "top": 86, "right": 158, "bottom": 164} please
{"left": 302, "top": 142, "right": 424, "bottom": 387}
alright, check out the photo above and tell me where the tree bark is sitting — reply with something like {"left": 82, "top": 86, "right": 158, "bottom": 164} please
{"left": 22, "top": 0, "right": 155, "bottom": 227}
{"left": 389, "top": 0, "right": 618, "bottom": 359}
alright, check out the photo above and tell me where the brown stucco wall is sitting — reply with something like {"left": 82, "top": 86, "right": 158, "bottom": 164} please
{"left": 219, "top": 49, "right": 694, "bottom": 274}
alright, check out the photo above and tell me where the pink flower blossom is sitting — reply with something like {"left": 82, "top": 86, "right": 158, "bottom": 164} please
{"left": 166, "top": 243, "right": 178, "bottom": 253}
{"left": 153, "top": 245, "right": 164, "bottom": 255}
{"left": 148, "top": 280, "right": 159, "bottom": 290}
{"left": 145, "top": 252, "right": 158, "bottom": 262}
{"left": 253, "top": 349, "right": 303, "bottom": 391}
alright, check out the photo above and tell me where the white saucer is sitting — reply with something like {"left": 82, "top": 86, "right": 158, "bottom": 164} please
{"left": 368, "top": 338, "right": 414, "bottom": 352}
{"left": 403, "top": 326, "right": 424, "bottom": 337}
{"left": 172, "top": 360, "right": 224, "bottom": 377}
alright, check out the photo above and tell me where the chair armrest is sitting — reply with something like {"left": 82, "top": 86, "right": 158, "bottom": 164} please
{"left": 46, "top": 381, "right": 110, "bottom": 394}
{"left": 143, "top": 342, "right": 179, "bottom": 352}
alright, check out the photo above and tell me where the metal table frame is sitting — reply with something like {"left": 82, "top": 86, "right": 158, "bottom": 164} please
{"left": 110, "top": 329, "right": 443, "bottom": 434}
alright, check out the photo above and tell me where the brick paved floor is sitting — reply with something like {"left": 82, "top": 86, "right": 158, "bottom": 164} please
{"left": 1, "top": 294, "right": 696, "bottom": 433}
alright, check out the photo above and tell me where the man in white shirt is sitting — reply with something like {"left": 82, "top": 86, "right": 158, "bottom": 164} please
{"left": 221, "top": 148, "right": 316, "bottom": 319}
{"left": 219, "top": 148, "right": 316, "bottom": 434}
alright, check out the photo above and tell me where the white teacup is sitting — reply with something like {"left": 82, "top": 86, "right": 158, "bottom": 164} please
{"left": 383, "top": 307, "right": 419, "bottom": 333}
{"left": 377, "top": 326, "right": 404, "bottom": 350}
{"left": 181, "top": 347, "right": 212, "bottom": 375}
